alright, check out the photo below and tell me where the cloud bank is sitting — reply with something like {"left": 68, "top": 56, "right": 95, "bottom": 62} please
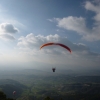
{"left": 16, "top": 33, "right": 100, "bottom": 68}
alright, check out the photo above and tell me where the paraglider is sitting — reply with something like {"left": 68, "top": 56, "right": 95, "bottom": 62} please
{"left": 13, "top": 91, "right": 16, "bottom": 95}
{"left": 40, "top": 42, "right": 71, "bottom": 72}
{"left": 13, "top": 91, "right": 16, "bottom": 100}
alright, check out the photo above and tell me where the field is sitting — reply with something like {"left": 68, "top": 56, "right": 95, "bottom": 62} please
{"left": 0, "top": 69, "right": 100, "bottom": 100}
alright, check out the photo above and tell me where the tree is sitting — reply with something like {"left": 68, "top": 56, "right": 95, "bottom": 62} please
{"left": 0, "top": 91, "right": 6, "bottom": 100}
{"left": 0, "top": 91, "right": 14, "bottom": 100}
{"left": 44, "top": 96, "right": 54, "bottom": 100}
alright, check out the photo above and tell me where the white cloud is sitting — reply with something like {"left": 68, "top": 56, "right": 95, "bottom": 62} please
{"left": 17, "top": 33, "right": 97, "bottom": 54}
{"left": 84, "top": 1, "right": 100, "bottom": 41}
{"left": 0, "top": 23, "right": 19, "bottom": 41}
{"left": 0, "top": 23, "right": 19, "bottom": 34}
{"left": 0, "top": 33, "right": 98, "bottom": 70}
{"left": 17, "top": 33, "right": 60, "bottom": 49}
{"left": 85, "top": 1, "right": 99, "bottom": 13}
{"left": 47, "top": 19, "right": 54, "bottom": 22}
{"left": 54, "top": 16, "right": 90, "bottom": 35}
{"left": 85, "top": 1, "right": 100, "bottom": 21}
{"left": 17, "top": 34, "right": 100, "bottom": 68}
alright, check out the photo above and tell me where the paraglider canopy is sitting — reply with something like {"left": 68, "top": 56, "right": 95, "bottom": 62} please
{"left": 40, "top": 42, "right": 71, "bottom": 53}
{"left": 40, "top": 42, "right": 71, "bottom": 72}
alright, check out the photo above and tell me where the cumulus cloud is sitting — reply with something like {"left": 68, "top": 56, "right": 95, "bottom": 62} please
{"left": 84, "top": 0, "right": 100, "bottom": 41}
{"left": 85, "top": 1, "right": 100, "bottom": 21}
{"left": 17, "top": 33, "right": 100, "bottom": 68}
{"left": 17, "top": 33, "right": 60, "bottom": 49}
{"left": 17, "top": 33, "right": 95, "bottom": 54}
{"left": 0, "top": 23, "right": 18, "bottom": 41}
{"left": 0, "top": 23, "right": 19, "bottom": 34}
{"left": 54, "top": 16, "right": 90, "bottom": 35}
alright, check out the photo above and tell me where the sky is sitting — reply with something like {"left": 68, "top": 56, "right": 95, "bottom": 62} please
{"left": 0, "top": 0, "right": 100, "bottom": 72}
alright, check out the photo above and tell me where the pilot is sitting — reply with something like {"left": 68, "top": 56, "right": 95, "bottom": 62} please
{"left": 52, "top": 67, "right": 56, "bottom": 72}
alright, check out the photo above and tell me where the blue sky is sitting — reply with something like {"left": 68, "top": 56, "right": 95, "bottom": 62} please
{"left": 0, "top": 0, "right": 100, "bottom": 71}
